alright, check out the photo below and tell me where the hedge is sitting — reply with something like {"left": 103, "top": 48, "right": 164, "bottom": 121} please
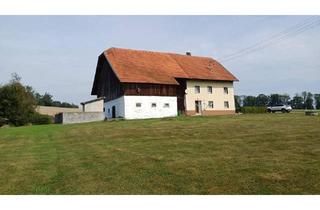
{"left": 29, "top": 113, "right": 53, "bottom": 125}
{"left": 240, "top": 106, "right": 267, "bottom": 114}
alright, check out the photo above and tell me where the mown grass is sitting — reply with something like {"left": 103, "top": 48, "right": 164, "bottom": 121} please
{"left": 0, "top": 113, "right": 319, "bottom": 194}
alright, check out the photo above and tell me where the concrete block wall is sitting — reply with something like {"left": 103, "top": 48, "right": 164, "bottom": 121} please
{"left": 55, "top": 112, "right": 105, "bottom": 124}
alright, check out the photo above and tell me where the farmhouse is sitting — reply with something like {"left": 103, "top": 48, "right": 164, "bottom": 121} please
{"left": 91, "top": 48, "right": 238, "bottom": 119}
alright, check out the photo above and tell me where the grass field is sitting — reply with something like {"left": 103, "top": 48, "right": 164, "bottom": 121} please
{"left": 0, "top": 112, "right": 319, "bottom": 194}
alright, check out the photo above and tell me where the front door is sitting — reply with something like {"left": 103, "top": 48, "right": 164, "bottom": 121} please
{"left": 195, "top": 100, "right": 202, "bottom": 115}
{"left": 112, "top": 106, "right": 116, "bottom": 118}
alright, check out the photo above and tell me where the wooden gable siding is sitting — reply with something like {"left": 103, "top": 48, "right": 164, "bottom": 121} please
{"left": 123, "top": 83, "right": 177, "bottom": 96}
{"left": 92, "top": 55, "right": 124, "bottom": 101}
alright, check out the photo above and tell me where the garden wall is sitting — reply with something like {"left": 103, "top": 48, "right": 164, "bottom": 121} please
{"left": 55, "top": 112, "right": 105, "bottom": 124}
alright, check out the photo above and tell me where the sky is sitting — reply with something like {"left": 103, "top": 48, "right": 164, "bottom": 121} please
{"left": 0, "top": 16, "right": 319, "bottom": 104}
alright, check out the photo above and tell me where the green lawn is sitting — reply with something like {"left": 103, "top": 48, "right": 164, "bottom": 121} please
{"left": 0, "top": 113, "right": 319, "bottom": 194}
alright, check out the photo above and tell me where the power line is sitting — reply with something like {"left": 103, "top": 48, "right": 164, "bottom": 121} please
{"left": 220, "top": 16, "right": 320, "bottom": 62}
{"left": 222, "top": 19, "right": 320, "bottom": 62}
{"left": 219, "top": 16, "right": 320, "bottom": 63}
{"left": 220, "top": 16, "right": 317, "bottom": 60}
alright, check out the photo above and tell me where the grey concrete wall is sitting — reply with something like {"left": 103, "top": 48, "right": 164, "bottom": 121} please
{"left": 56, "top": 112, "right": 105, "bottom": 124}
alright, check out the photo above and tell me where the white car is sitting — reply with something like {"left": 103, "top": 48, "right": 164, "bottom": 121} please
{"left": 267, "top": 104, "right": 292, "bottom": 113}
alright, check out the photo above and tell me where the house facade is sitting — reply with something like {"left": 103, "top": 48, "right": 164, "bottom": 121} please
{"left": 91, "top": 48, "right": 238, "bottom": 119}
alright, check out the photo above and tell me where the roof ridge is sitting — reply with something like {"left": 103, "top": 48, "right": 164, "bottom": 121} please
{"left": 105, "top": 47, "right": 213, "bottom": 59}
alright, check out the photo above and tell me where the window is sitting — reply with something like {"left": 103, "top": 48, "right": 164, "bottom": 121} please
{"left": 136, "top": 103, "right": 142, "bottom": 107}
{"left": 207, "top": 86, "right": 213, "bottom": 94}
{"left": 208, "top": 101, "right": 214, "bottom": 109}
{"left": 164, "top": 103, "right": 170, "bottom": 108}
{"left": 224, "top": 87, "right": 228, "bottom": 94}
{"left": 195, "top": 85, "right": 200, "bottom": 94}
{"left": 151, "top": 103, "right": 157, "bottom": 108}
{"left": 103, "top": 107, "right": 105, "bottom": 112}
{"left": 108, "top": 109, "right": 110, "bottom": 113}
{"left": 224, "top": 101, "right": 229, "bottom": 108}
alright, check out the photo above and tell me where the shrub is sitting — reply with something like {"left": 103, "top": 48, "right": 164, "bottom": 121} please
{"left": 240, "top": 106, "right": 267, "bottom": 114}
{"left": 29, "top": 113, "right": 53, "bottom": 125}
{"left": 0, "top": 76, "right": 36, "bottom": 126}
{"left": 0, "top": 117, "right": 9, "bottom": 127}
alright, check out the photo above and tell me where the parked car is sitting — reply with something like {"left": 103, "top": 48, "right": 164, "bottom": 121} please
{"left": 267, "top": 104, "right": 292, "bottom": 113}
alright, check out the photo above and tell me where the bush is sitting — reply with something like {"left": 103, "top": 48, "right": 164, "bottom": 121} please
{"left": 240, "top": 106, "right": 267, "bottom": 114}
{"left": 29, "top": 113, "right": 53, "bottom": 125}
{"left": 0, "top": 117, "right": 9, "bottom": 127}
{"left": 0, "top": 76, "right": 36, "bottom": 126}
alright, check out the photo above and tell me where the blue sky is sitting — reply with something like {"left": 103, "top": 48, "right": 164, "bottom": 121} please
{"left": 0, "top": 16, "right": 319, "bottom": 104}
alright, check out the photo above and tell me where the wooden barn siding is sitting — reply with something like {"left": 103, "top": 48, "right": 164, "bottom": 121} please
{"left": 93, "top": 55, "right": 124, "bottom": 101}
{"left": 123, "top": 83, "right": 178, "bottom": 96}
{"left": 175, "top": 78, "right": 187, "bottom": 113}
{"left": 91, "top": 54, "right": 104, "bottom": 96}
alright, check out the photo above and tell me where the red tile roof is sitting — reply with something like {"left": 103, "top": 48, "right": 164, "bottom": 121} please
{"left": 104, "top": 48, "right": 238, "bottom": 85}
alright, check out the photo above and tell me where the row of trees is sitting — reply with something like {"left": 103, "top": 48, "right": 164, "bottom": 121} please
{"left": 31, "top": 91, "right": 78, "bottom": 108}
{"left": 235, "top": 92, "right": 320, "bottom": 111}
{"left": 0, "top": 73, "right": 78, "bottom": 126}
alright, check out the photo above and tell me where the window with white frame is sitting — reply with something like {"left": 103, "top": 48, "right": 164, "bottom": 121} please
{"left": 136, "top": 102, "right": 142, "bottom": 107}
{"left": 208, "top": 101, "right": 214, "bottom": 109}
{"left": 224, "top": 101, "right": 229, "bottom": 108}
{"left": 195, "top": 85, "right": 200, "bottom": 94}
{"left": 224, "top": 87, "right": 228, "bottom": 94}
{"left": 151, "top": 103, "right": 157, "bottom": 108}
{"left": 164, "top": 103, "right": 170, "bottom": 108}
{"left": 207, "top": 86, "right": 213, "bottom": 94}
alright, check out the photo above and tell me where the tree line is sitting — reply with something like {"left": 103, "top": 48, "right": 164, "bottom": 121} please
{"left": 0, "top": 73, "right": 78, "bottom": 126}
{"left": 235, "top": 92, "right": 320, "bottom": 111}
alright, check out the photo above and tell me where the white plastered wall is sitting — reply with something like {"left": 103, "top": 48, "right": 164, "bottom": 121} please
{"left": 104, "top": 96, "right": 125, "bottom": 118}
{"left": 104, "top": 95, "right": 177, "bottom": 119}
{"left": 123, "top": 96, "right": 177, "bottom": 119}
{"left": 185, "top": 80, "right": 235, "bottom": 111}
{"left": 83, "top": 100, "right": 104, "bottom": 112}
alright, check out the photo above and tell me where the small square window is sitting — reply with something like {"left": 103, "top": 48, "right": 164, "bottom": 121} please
{"left": 195, "top": 86, "right": 200, "bottom": 94}
{"left": 224, "top": 87, "right": 228, "bottom": 94}
{"left": 207, "top": 86, "right": 213, "bottom": 94}
{"left": 208, "top": 101, "right": 214, "bottom": 109}
{"left": 136, "top": 103, "right": 142, "bottom": 107}
{"left": 151, "top": 103, "right": 157, "bottom": 108}
{"left": 164, "top": 103, "right": 170, "bottom": 108}
{"left": 224, "top": 101, "right": 229, "bottom": 108}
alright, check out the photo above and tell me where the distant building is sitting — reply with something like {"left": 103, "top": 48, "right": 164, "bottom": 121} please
{"left": 80, "top": 97, "right": 104, "bottom": 112}
{"left": 91, "top": 48, "right": 238, "bottom": 119}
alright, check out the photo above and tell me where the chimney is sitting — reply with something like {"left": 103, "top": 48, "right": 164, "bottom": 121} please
{"left": 186, "top": 52, "right": 191, "bottom": 56}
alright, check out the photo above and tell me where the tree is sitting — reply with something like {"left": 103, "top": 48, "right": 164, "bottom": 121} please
{"left": 243, "top": 96, "right": 256, "bottom": 106}
{"left": 269, "top": 94, "right": 282, "bottom": 106}
{"left": 0, "top": 73, "right": 36, "bottom": 126}
{"left": 279, "top": 94, "right": 290, "bottom": 105}
{"left": 234, "top": 95, "right": 241, "bottom": 112}
{"left": 256, "top": 94, "right": 269, "bottom": 107}
{"left": 32, "top": 91, "right": 78, "bottom": 108}
{"left": 40, "top": 92, "right": 54, "bottom": 106}
{"left": 305, "top": 92, "right": 314, "bottom": 109}
{"left": 314, "top": 94, "right": 320, "bottom": 109}
{"left": 291, "top": 94, "right": 304, "bottom": 109}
